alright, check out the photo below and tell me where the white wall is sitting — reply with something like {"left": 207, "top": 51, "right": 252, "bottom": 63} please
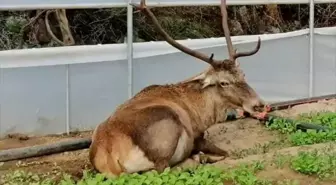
{"left": 0, "top": 27, "right": 335, "bottom": 138}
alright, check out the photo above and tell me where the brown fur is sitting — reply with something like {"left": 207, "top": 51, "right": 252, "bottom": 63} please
{"left": 89, "top": 0, "right": 268, "bottom": 177}
{"left": 89, "top": 64, "right": 266, "bottom": 176}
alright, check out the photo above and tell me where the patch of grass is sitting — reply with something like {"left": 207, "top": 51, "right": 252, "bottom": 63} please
{"left": 290, "top": 150, "right": 336, "bottom": 180}
{"left": 266, "top": 111, "right": 336, "bottom": 146}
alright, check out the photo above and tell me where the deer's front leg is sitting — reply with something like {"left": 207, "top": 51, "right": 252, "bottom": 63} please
{"left": 191, "top": 133, "right": 229, "bottom": 164}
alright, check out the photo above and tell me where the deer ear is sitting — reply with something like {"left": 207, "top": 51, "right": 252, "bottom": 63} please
{"left": 235, "top": 59, "right": 240, "bottom": 67}
{"left": 198, "top": 75, "right": 217, "bottom": 89}
{"left": 191, "top": 73, "right": 206, "bottom": 81}
{"left": 191, "top": 73, "right": 216, "bottom": 89}
{"left": 201, "top": 76, "right": 214, "bottom": 89}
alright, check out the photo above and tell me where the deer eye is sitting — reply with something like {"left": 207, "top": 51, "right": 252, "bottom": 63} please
{"left": 220, "top": 82, "right": 229, "bottom": 87}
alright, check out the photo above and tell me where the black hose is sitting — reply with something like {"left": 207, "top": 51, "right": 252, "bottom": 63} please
{"left": 0, "top": 138, "right": 91, "bottom": 162}
{"left": 265, "top": 115, "right": 332, "bottom": 132}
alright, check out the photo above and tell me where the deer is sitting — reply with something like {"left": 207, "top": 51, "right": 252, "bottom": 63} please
{"left": 89, "top": 0, "right": 269, "bottom": 177}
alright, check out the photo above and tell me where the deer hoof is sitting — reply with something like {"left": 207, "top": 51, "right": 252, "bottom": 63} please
{"left": 191, "top": 152, "right": 226, "bottom": 164}
{"left": 205, "top": 155, "right": 226, "bottom": 163}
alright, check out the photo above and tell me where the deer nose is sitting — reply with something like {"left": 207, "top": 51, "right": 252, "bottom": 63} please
{"left": 252, "top": 100, "right": 270, "bottom": 112}
{"left": 242, "top": 98, "right": 269, "bottom": 116}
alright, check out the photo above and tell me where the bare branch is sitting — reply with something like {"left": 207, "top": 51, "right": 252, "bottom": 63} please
{"left": 45, "top": 10, "right": 66, "bottom": 46}
{"left": 55, "top": 9, "right": 75, "bottom": 45}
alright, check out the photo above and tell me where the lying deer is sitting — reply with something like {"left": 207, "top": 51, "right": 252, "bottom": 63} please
{"left": 89, "top": 0, "right": 269, "bottom": 177}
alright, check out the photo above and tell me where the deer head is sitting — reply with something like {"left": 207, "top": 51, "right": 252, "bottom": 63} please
{"left": 133, "top": 0, "right": 268, "bottom": 118}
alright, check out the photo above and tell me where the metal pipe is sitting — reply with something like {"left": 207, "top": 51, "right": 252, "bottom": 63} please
{"left": 0, "top": 68, "right": 2, "bottom": 135}
{"left": 308, "top": 0, "right": 315, "bottom": 97}
{"left": 65, "top": 64, "right": 70, "bottom": 135}
{"left": 127, "top": 1, "right": 134, "bottom": 99}
{"left": 334, "top": 37, "right": 336, "bottom": 93}
{"left": 0, "top": 1, "right": 333, "bottom": 11}
{"left": 269, "top": 93, "right": 336, "bottom": 111}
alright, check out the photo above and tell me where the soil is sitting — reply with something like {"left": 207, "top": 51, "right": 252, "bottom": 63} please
{"left": 0, "top": 98, "right": 336, "bottom": 184}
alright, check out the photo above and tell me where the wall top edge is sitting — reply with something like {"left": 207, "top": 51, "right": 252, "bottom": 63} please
{"left": 0, "top": 26, "right": 334, "bottom": 69}
{"left": 0, "top": 0, "right": 335, "bottom": 11}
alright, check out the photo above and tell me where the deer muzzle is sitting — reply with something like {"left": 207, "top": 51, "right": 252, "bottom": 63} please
{"left": 242, "top": 97, "right": 269, "bottom": 119}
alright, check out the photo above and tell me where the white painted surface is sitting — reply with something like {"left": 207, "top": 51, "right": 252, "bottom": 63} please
{"left": 0, "top": 27, "right": 335, "bottom": 137}
{"left": 0, "top": 0, "right": 335, "bottom": 10}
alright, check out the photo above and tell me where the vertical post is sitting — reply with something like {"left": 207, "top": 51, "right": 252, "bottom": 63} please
{"left": 308, "top": 0, "right": 315, "bottom": 98}
{"left": 65, "top": 64, "right": 70, "bottom": 135}
{"left": 0, "top": 68, "right": 2, "bottom": 136}
{"left": 127, "top": 1, "right": 134, "bottom": 99}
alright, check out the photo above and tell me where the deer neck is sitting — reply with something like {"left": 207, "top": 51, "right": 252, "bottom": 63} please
{"left": 201, "top": 88, "right": 230, "bottom": 128}
{"left": 177, "top": 82, "right": 230, "bottom": 135}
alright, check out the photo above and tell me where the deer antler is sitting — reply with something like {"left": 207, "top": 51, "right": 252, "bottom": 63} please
{"left": 220, "top": 0, "right": 261, "bottom": 65}
{"left": 132, "top": 0, "right": 221, "bottom": 68}
{"left": 133, "top": 0, "right": 261, "bottom": 68}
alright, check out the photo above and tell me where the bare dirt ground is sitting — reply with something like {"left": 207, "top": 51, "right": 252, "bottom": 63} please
{"left": 0, "top": 99, "right": 336, "bottom": 183}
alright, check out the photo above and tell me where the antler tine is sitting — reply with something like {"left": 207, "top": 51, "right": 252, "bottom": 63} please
{"left": 233, "top": 37, "right": 261, "bottom": 60}
{"left": 220, "top": 0, "right": 235, "bottom": 61}
{"left": 220, "top": 0, "right": 261, "bottom": 63}
{"left": 131, "top": 0, "right": 218, "bottom": 68}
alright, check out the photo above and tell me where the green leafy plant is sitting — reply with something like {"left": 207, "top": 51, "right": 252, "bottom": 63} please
{"left": 267, "top": 117, "right": 297, "bottom": 134}
{"left": 2, "top": 165, "right": 226, "bottom": 185}
{"left": 289, "top": 129, "right": 336, "bottom": 146}
{"left": 266, "top": 111, "right": 336, "bottom": 146}
{"left": 2, "top": 160, "right": 318, "bottom": 185}
{"left": 0, "top": 170, "right": 56, "bottom": 185}
{"left": 290, "top": 150, "right": 336, "bottom": 180}
{"left": 75, "top": 165, "right": 227, "bottom": 185}
{"left": 298, "top": 111, "right": 336, "bottom": 128}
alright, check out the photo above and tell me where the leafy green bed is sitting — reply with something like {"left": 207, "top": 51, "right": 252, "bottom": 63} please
{"left": 291, "top": 150, "right": 336, "bottom": 180}
{"left": 3, "top": 149, "right": 336, "bottom": 185}
{"left": 0, "top": 165, "right": 243, "bottom": 185}
{"left": 69, "top": 166, "right": 225, "bottom": 185}
{"left": 266, "top": 111, "right": 336, "bottom": 146}
{"left": 2, "top": 111, "right": 336, "bottom": 185}
{"left": 1, "top": 162, "right": 297, "bottom": 185}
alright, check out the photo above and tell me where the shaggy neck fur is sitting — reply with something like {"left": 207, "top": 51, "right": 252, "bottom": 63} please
{"left": 178, "top": 81, "right": 232, "bottom": 133}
